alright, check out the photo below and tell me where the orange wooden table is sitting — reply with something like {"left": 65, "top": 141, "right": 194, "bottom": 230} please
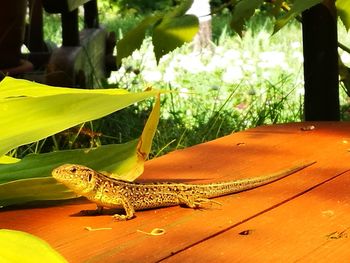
{"left": 1, "top": 122, "right": 350, "bottom": 262}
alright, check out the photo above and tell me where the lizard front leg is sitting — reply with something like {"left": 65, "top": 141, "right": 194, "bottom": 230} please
{"left": 112, "top": 198, "right": 135, "bottom": 221}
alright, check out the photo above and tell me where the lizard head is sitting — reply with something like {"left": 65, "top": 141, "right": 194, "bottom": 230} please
{"left": 52, "top": 164, "right": 98, "bottom": 194}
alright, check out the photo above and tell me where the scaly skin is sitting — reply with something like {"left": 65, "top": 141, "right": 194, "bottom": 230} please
{"left": 52, "top": 161, "right": 315, "bottom": 220}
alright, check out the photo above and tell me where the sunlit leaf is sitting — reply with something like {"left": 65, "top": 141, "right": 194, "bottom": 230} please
{"left": 274, "top": 0, "right": 323, "bottom": 34}
{"left": 0, "top": 92, "right": 161, "bottom": 207}
{"left": 230, "top": 0, "right": 264, "bottom": 37}
{"left": 0, "top": 77, "right": 160, "bottom": 157}
{"left": 153, "top": 15, "right": 198, "bottom": 63}
{"left": 0, "top": 155, "right": 20, "bottom": 164}
{"left": 138, "top": 93, "right": 160, "bottom": 158}
{"left": 116, "top": 14, "right": 162, "bottom": 67}
{"left": 108, "top": 92, "right": 161, "bottom": 181}
{"left": 337, "top": 0, "right": 350, "bottom": 31}
{"left": 0, "top": 177, "right": 78, "bottom": 207}
{"left": 0, "top": 229, "right": 68, "bottom": 263}
{"left": 0, "top": 140, "right": 140, "bottom": 206}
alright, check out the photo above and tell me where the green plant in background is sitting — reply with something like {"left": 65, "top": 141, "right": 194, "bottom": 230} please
{"left": 116, "top": 0, "right": 199, "bottom": 65}
{"left": 0, "top": 77, "right": 161, "bottom": 207}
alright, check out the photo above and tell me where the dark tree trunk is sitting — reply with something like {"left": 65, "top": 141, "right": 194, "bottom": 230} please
{"left": 302, "top": 1, "right": 339, "bottom": 121}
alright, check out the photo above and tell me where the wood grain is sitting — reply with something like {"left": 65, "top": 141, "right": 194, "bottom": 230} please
{"left": 1, "top": 122, "right": 349, "bottom": 262}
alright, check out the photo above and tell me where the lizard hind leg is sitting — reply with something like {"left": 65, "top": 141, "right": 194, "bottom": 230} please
{"left": 178, "top": 194, "right": 221, "bottom": 209}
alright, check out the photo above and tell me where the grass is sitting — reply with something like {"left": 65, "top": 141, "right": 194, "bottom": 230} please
{"left": 38, "top": 11, "right": 350, "bottom": 158}
{"left": 94, "top": 14, "right": 306, "bottom": 157}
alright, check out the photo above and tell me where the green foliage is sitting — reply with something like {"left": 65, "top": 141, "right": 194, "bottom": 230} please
{"left": 116, "top": 0, "right": 199, "bottom": 65}
{"left": 0, "top": 229, "right": 67, "bottom": 263}
{"left": 0, "top": 77, "right": 157, "bottom": 157}
{"left": 153, "top": 14, "right": 198, "bottom": 63}
{"left": 0, "top": 140, "right": 139, "bottom": 206}
{"left": 105, "top": 0, "right": 174, "bottom": 14}
{"left": 337, "top": 0, "right": 350, "bottom": 31}
{"left": 116, "top": 14, "right": 163, "bottom": 67}
{"left": 273, "top": 0, "right": 323, "bottom": 33}
{"left": 230, "top": 0, "right": 264, "bottom": 37}
{"left": 0, "top": 77, "right": 161, "bottom": 206}
{"left": 106, "top": 14, "right": 310, "bottom": 155}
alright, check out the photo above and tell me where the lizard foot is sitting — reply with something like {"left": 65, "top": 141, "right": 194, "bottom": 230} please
{"left": 180, "top": 195, "right": 221, "bottom": 209}
{"left": 113, "top": 213, "right": 134, "bottom": 221}
{"left": 195, "top": 198, "right": 222, "bottom": 207}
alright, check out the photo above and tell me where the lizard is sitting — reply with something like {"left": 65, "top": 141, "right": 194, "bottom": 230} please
{"left": 52, "top": 161, "right": 315, "bottom": 220}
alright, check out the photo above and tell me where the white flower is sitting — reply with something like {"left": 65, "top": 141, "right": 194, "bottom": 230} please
{"left": 258, "top": 51, "right": 286, "bottom": 68}
{"left": 262, "top": 71, "right": 271, "bottom": 79}
{"left": 291, "top": 41, "right": 301, "bottom": 49}
{"left": 296, "top": 87, "right": 305, "bottom": 96}
{"left": 207, "top": 54, "right": 225, "bottom": 71}
{"left": 341, "top": 52, "right": 350, "bottom": 65}
{"left": 178, "top": 54, "right": 206, "bottom": 73}
{"left": 242, "top": 63, "right": 255, "bottom": 72}
{"left": 163, "top": 66, "right": 176, "bottom": 82}
{"left": 223, "top": 50, "right": 241, "bottom": 61}
{"left": 142, "top": 70, "right": 162, "bottom": 82}
{"left": 131, "top": 50, "right": 142, "bottom": 61}
{"left": 222, "top": 66, "right": 243, "bottom": 83}
{"left": 292, "top": 51, "right": 304, "bottom": 63}
{"left": 179, "top": 87, "right": 190, "bottom": 99}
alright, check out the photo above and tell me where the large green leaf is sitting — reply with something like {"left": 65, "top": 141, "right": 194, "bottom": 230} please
{"left": 0, "top": 140, "right": 140, "bottom": 207}
{"left": 0, "top": 140, "right": 139, "bottom": 185}
{"left": 0, "top": 86, "right": 162, "bottom": 207}
{"left": 0, "top": 229, "right": 68, "bottom": 263}
{"left": 230, "top": 0, "right": 264, "bottom": 37}
{"left": 116, "top": 14, "right": 162, "bottom": 67}
{"left": 153, "top": 15, "right": 198, "bottom": 63}
{"left": 0, "top": 178, "right": 77, "bottom": 207}
{"left": 274, "top": 0, "right": 323, "bottom": 34}
{"left": 0, "top": 77, "right": 159, "bottom": 157}
{"left": 337, "top": 0, "right": 350, "bottom": 31}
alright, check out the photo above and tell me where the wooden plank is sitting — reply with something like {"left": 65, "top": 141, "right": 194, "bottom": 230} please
{"left": 1, "top": 122, "right": 350, "bottom": 262}
{"left": 164, "top": 171, "right": 350, "bottom": 262}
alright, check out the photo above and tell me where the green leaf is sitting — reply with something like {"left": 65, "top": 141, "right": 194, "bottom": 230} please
{"left": 0, "top": 90, "right": 161, "bottom": 207}
{"left": 0, "top": 140, "right": 140, "bottom": 207}
{"left": 138, "top": 93, "right": 160, "bottom": 157}
{"left": 0, "top": 140, "right": 139, "bottom": 184}
{"left": 0, "top": 155, "right": 20, "bottom": 164}
{"left": 337, "top": 0, "right": 350, "bottom": 31}
{"left": 0, "top": 229, "right": 68, "bottom": 263}
{"left": 271, "top": 0, "right": 285, "bottom": 17}
{"left": 230, "top": 0, "right": 264, "bottom": 37}
{"left": 274, "top": 0, "right": 323, "bottom": 34}
{"left": 116, "top": 14, "right": 163, "bottom": 67}
{"left": 153, "top": 15, "right": 199, "bottom": 63}
{"left": 0, "top": 77, "right": 160, "bottom": 157}
{"left": 0, "top": 177, "right": 78, "bottom": 207}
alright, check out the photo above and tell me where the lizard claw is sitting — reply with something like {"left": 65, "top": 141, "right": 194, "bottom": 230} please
{"left": 193, "top": 198, "right": 222, "bottom": 208}
{"left": 113, "top": 214, "right": 134, "bottom": 221}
